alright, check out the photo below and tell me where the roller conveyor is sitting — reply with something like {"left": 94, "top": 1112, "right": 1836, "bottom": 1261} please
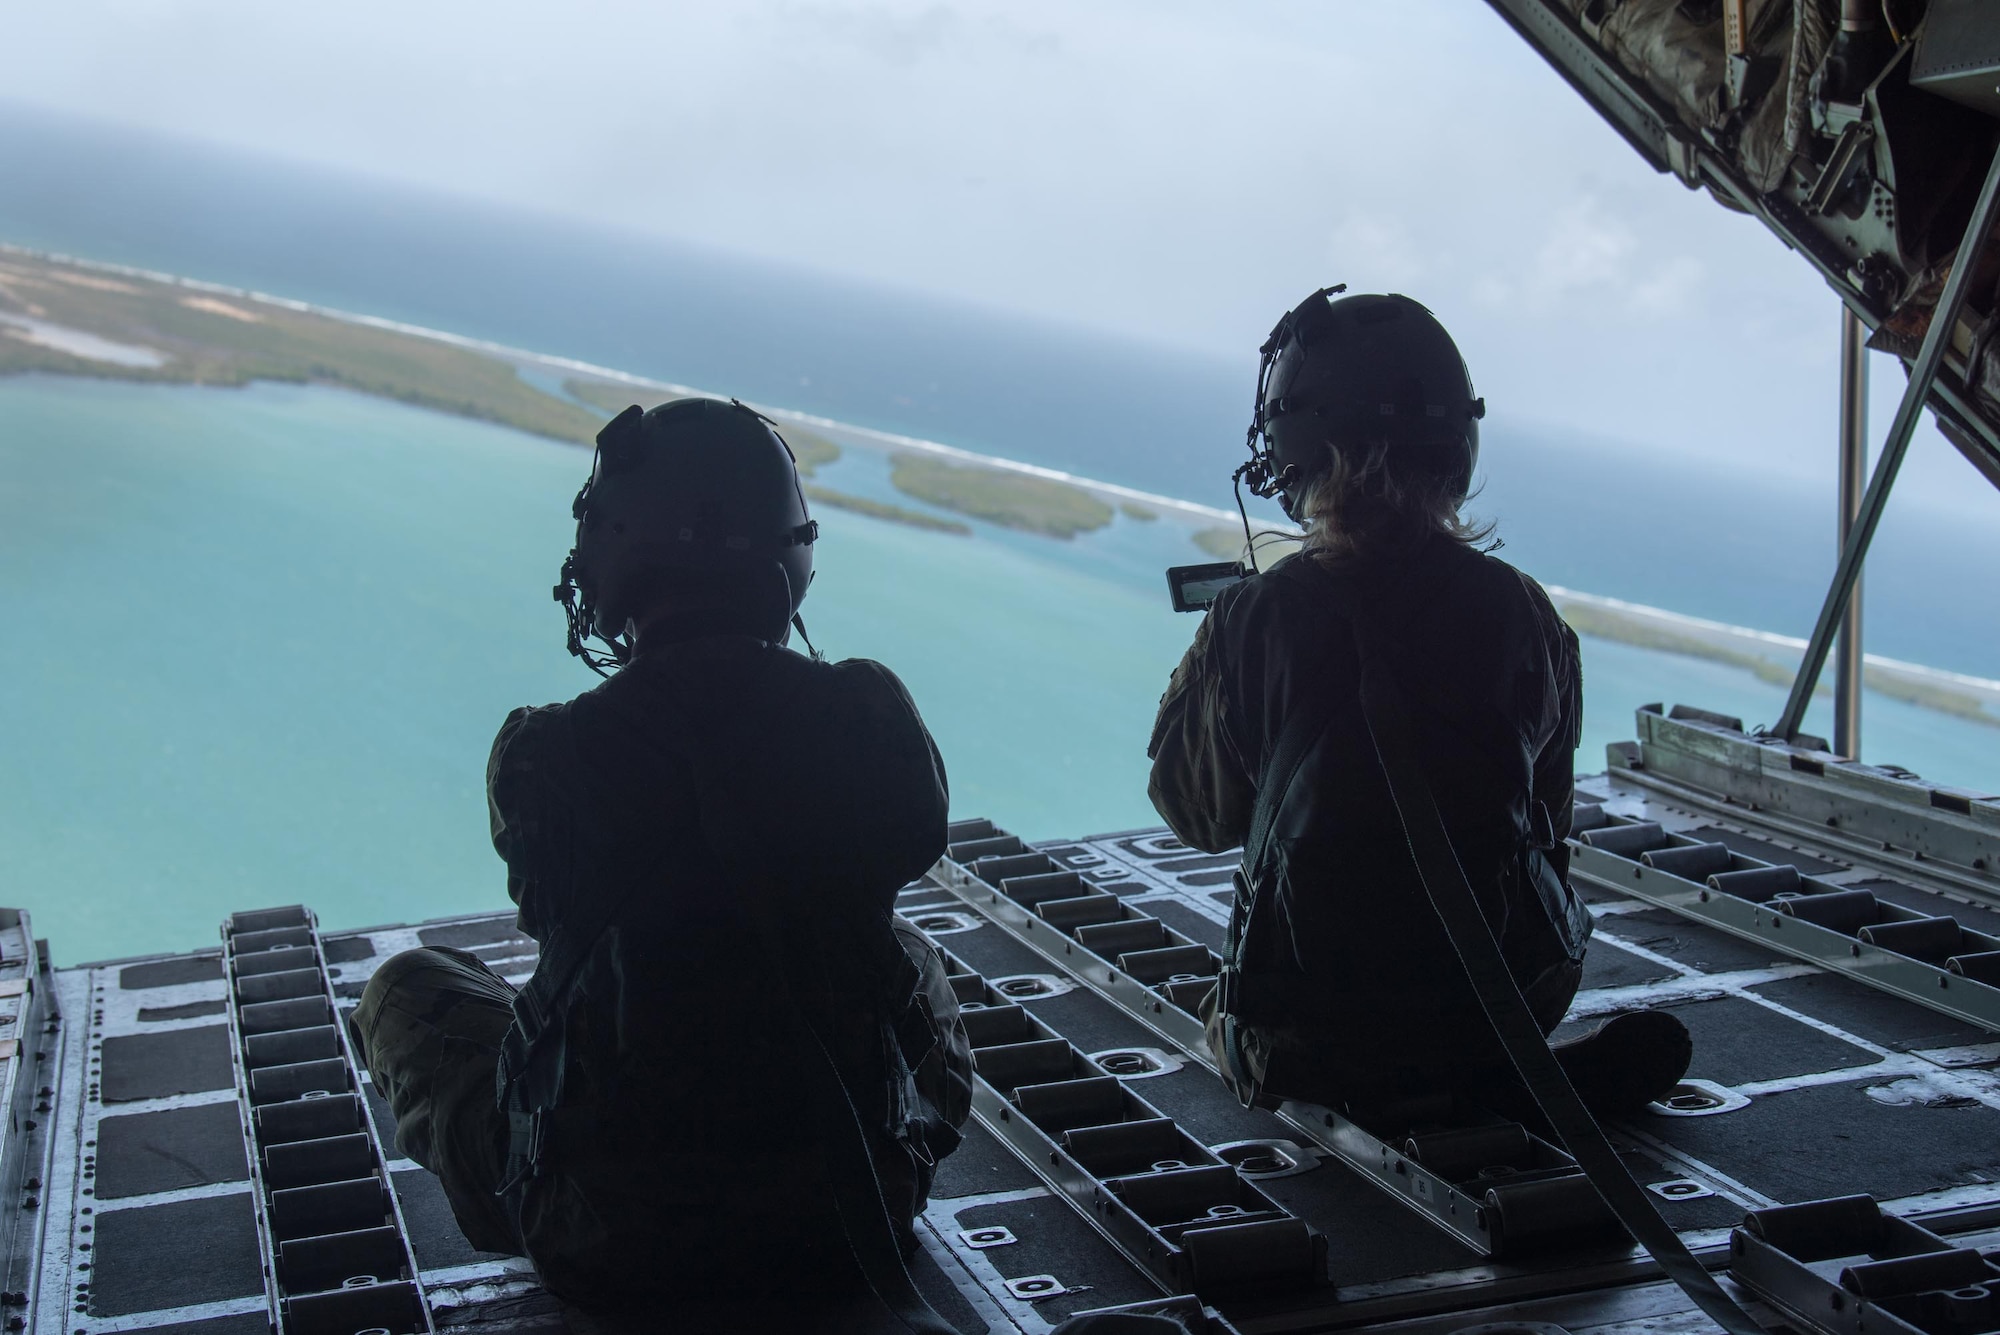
{"left": 932, "top": 821, "right": 1627, "bottom": 1262}
{"left": 1575, "top": 707, "right": 2000, "bottom": 1033}
{"left": 1732, "top": 1194, "right": 2000, "bottom": 1335}
{"left": 932, "top": 933, "right": 1326, "bottom": 1299}
{"left": 218, "top": 906, "right": 432, "bottom": 1335}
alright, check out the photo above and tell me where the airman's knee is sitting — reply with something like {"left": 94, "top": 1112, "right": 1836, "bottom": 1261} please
{"left": 350, "top": 946, "right": 501, "bottom": 1071}
{"left": 355, "top": 946, "right": 450, "bottom": 1022}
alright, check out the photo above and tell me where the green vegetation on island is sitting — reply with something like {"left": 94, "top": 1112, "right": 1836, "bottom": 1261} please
{"left": 0, "top": 252, "right": 604, "bottom": 446}
{"left": 562, "top": 380, "right": 955, "bottom": 532}
{"left": 804, "top": 484, "right": 971, "bottom": 535}
{"left": 1191, "top": 524, "right": 1302, "bottom": 572}
{"left": 561, "top": 377, "right": 842, "bottom": 476}
{"left": 562, "top": 376, "right": 661, "bottom": 418}
{"left": 1558, "top": 601, "right": 1811, "bottom": 692}
{"left": 1556, "top": 599, "right": 1998, "bottom": 729}
{"left": 567, "top": 385, "right": 1118, "bottom": 542}
{"left": 0, "top": 249, "right": 975, "bottom": 542}
{"left": 1194, "top": 526, "right": 1246, "bottom": 561}
{"left": 1121, "top": 502, "right": 1157, "bottom": 522}
{"left": 1862, "top": 671, "right": 1998, "bottom": 725}
{"left": 765, "top": 420, "right": 846, "bottom": 474}
{"left": 0, "top": 249, "right": 969, "bottom": 542}
{"left": 888, "top": 454, "right": 1114, "bottom": 539}
{"left": 11, "top": 250, "right": 1992, "bottom": 729}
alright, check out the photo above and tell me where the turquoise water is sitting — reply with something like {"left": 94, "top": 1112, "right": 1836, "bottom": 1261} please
{"left": 0, "top": 378, "right": 1196, "bottom": 961}
{"left": 1, "top": 376, "right": 1990, "bottom": 964}
{"left": 6, "top": 107, "right": 2000, "bottom": 680}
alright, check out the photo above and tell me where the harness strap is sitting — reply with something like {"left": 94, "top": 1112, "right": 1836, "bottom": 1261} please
{"left": 1218, "top": 555, "right": 1759, "bottom": 1331}
{"left": 1353, "top": 643, "right": 1764, "bottom": 1335}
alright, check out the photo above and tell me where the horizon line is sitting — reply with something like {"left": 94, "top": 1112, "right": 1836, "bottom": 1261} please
{"left": 6, "top": 240, "right": 1995, "bottom": 708}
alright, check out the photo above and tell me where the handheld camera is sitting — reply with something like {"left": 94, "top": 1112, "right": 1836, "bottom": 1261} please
{"left": 1165, "top": 561, "right": 1247, "bottom": 613}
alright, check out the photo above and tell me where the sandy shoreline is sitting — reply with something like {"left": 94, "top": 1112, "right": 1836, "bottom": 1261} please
{"left": 4, "top": 239, "right": 1994, "bottom": 733}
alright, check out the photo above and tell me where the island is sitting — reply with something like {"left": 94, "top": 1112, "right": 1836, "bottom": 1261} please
{"left": 0, "top": 249, "right": 604, "bottom": 445}
{"left": 562, "top": 377, "right": 840, "bottom": 472}
{"left": 557, "top": 378, "right": 969, "bottom": 533}
{"left": 1551, "top": 593, "right": 1997, "bottom": 728}
{"left": 571, "top": 381, "right": 1130, "bottom": 542}
{"left": 9, "top": 245, "right": 1988, "bottom": 729}
{"left": 0, "top": 247, "right": 1158, "bottom": 545}
{"left": 887, "top": 454, "right": 1114, "bottom": 539}
{"left": 1194, "top": 526, "right": 1247, "bottom": 561}
{"left": 0, "top": 248, "right": 965, "bottom": 537}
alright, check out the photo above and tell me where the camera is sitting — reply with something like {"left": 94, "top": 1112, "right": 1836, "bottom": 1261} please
{"left": 1165, "top": 561, "right": 1246, "bottom": 613}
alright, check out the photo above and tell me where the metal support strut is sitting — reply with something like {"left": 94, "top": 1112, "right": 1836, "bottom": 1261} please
{"left": 1777, "top": 140, "right": 2000, "bottom": 742}
{"left": 1833, "top": 304, "right": 1868, "bottom": 760}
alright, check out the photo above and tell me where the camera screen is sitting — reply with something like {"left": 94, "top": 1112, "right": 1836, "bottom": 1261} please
{"left": 1167, "top": 561, "right": 1246, "bottom": 612}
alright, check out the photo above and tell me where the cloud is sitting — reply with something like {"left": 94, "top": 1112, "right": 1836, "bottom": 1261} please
{"left": 1534, "top": 199, "right": 1635, "bottom": 299}
{"left": 777, "top": 3, "right": 964, "bottom": 66}
{"left": 1324, "top": 212, "right": 1431, "bottom": 291}
{"left": 1471, "top": 197, "right": 1633, "bottom": 312}
{"left": 1630, "top": 254, "right": 1706, "bottom": 316}
{"left": 0, "top": 0, "right": 1911, "bottom": 480}
{"left": 1466, "top": 193, "right": 1706, "bottom": 324}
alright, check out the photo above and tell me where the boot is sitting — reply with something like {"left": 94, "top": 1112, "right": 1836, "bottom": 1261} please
{"left": 1553, "top": 1009, "right": 1693, "bottom": 1115}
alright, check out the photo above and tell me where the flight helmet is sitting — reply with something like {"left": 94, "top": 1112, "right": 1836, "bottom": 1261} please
{"left": 1240, "top": 286, "right": 1485, "bottom": 522}
{"left": 555, "top": 397, "right": 818, "bottom": 673}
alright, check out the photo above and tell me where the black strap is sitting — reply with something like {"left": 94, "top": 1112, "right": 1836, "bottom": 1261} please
{"left": 1353, "top": 651, "right": 1763, "bottom": 1335}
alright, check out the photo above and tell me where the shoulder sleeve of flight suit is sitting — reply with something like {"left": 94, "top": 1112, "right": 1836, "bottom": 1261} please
{"left": 821, "top": 657, "right": 952, "bottom": 898}
{"left": 487, "top": 704, "right": 572, "bottom": 944}
{"left": 1147, "top": 604, "right": 1256, "bottom": 854}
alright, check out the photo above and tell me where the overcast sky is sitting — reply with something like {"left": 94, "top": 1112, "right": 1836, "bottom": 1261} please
{"left": 9, "top": 0, "right": 1991, "bottom": 510}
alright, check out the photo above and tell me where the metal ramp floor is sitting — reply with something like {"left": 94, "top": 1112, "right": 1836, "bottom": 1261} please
{"left": 13, "top": 711, "right": 2000, "bottom": 1334}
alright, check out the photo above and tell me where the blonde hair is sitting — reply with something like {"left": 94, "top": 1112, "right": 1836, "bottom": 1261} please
{"left": 1294, "top": 437, "right": 1495, "bottom": 558}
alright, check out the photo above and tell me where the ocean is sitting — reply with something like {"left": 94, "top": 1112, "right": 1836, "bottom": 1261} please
{"left": 1, "top": 107, "right": 1996, "bottom": 961}
{"left": 2, "top": 374, "right": 1990, "bottom": 963}
{"left": 0, "top": 378, "right": 1203, "bottom": 959}
{"left": 4, "top": 106, "right": 2000, "bottom": 676}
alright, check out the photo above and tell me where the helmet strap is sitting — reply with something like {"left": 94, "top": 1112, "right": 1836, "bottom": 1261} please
{"left": 791, "top": 612, "right": 824, "bottom": 663}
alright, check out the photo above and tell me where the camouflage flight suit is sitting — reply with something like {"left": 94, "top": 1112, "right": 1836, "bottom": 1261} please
{"left": 1147, "top": 540, "right": 1591, "bottom": 1112}
{"left": 350, "top": 622, "right": 970, "bottom": 1307}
